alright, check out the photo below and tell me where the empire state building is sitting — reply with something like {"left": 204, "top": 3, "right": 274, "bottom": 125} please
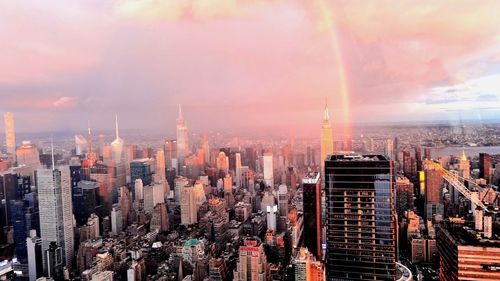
{"left": 176, "top": 104, "right": 189, "bottom": 165}
{"left": 320, "top": 100, "right": 333, "bottom": 175}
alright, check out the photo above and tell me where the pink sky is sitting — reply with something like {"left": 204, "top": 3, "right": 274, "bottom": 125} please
{"left": 1, "top": 0, "right": 500, "bottom": 136}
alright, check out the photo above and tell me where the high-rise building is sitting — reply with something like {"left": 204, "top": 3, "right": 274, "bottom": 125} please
{"left": 235, "top": 152, "right": 242, "bottom": 188}
{"left": 16, "top": 141, "right": 41, "bottom": 168}
{"left": 233, "top": 238, "right": 269, "bottom": 281}
{"left": 423, "top": 147, "right": 432, "bottom": 160}
{"left": 302, "top": 172, "right": 322, "bottom": 260}
{"left": 263, "top": 152, "right": 274, "bottom": 187}
{"left": 320, "top": 101, "right": 333, "bottom": 174}
{"left": 458, "top": 150, "right": 470, "bottom": 179}
{"left": 134, "top": 179, "right": 144, "bottom": 202}
{"left": 325, "top": 154, "right": 397, "bottom": 280}
{"left": 119, "top": 186, "right": 131, "bottom": 228}
{"left": 424, "top": 164, "right": 444, "bottom": 222}
{"left": 27, "top": 229, "right": 43, "bottom": 281}
{"left": 176, "top": 105, "right": 189, "bottom": 166}
{"left": 266, "top": 204, "right": 277, "bottom": 232}
{"left": 437, "top": 223, "right": 500, "bottom": 281}
{"left": 180, "top": 184, "right": 197, "bottom": 225}
{"left": 202, "top": 136, "right": 210, "bottom": 164}
{"left": 37, "top": 167, "right": 74, "bottom": 273}
{"left": 384, "top": 139, "right": 394, "bottom": 160}
{"left": 164, "top": 139, "right": 177, "bottom": 170}
{"left": 217, "top": 151, "right": 229, "bottom": 174}
{"left": 110, "top": 115, "right": 124, "bottom": 164}
{"left": 395, "top": 177, "right": 414, "bottom": 218}
{"left": 479, "top": 153, "right": 492, "bottom": 183}
{"left": 278, "top": 184, "right": 288, "bottom": 232}
{"left": 293, "top": 247, "right": 325, "bottom": 281}
{"left": 155, "top": 148, "right": 166, "bottom": 182}
{"left": 150, "top": 202, "right": 169, "bottom": 232}
{"left": 130, "top": 158, "right": 153, "bottom": 186}
{"left": 110, "top": 205, "right": 122, "bottom": 235}
{"left": 174, "top": 176, "right": 189, "bottom": 203}
{"left": 4, "top": 112, "right": 16, "bottom": 159}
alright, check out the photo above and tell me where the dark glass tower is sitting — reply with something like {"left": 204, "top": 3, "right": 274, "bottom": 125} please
{"left": 325, "top": 154, "right": 397, "bottom": 281}
{"left": 302, "top": 171, "right": 322, "bottom": 259}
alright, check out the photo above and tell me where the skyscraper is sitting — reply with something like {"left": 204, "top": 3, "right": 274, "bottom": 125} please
{"left": 325, "top": 154, "right": 397, "bottom": 280}
{"left": 320, "top": 100, "right": 333, "bottom": 174}
{"left": 479, "top": 153, "right": 492, "bottom": 183}
{"left": 130, "top": 158, "right": 153, "bottom": 186}
{"left": 180, "top": 184, "right": 197, "bottom": 225}
{"left": 302, "top": 172, "right": 322, "bottom": 260}
{"left": 155, "top": 148, "right": 166, "bottom": 182}
{"left": 235, "top": 152, "right": 242, "bottom": 188}
{"left": 37, "top": 166, "right": 74, "bottom": 273}
{"left": 16, "top": 141, "right": 41, "bottom": 168}
{"left": 111, "top": 114, "right": 124, "bottom": 164}
{"left": 4, "top": 112, "right": 15, "bottom": 159}
{"left": 263, "top": 152, "right": 274, "bottom": 187}
{"left": 164, "top": 139, "right": 177, "bottom": 170}
{"left": 384, "top": 139, "right": 394, "bottom": 160}
{"left": 424, "top": 164, "right": 444, "bottom": 221}
{"left": 458, "top": 150, "right": 470, "bottom": 179}
{"left": 176, "top": 105, "right": 189, "bottom": 166}
{"left": 233, "top": 238, "right": 269, "bottom": 281}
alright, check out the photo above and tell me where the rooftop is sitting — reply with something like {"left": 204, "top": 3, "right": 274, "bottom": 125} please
{"left": 328, "top": 154, "right": 389, "bottom": 162}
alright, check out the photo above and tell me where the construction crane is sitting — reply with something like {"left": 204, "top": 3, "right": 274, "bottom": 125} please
{"left": 423, "top": 160, "right": 491, "bottom": 211}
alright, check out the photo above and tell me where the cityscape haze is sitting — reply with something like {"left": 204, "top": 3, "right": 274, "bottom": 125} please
{"left": 1, "top": 1, "right": 500, "bottom": 281}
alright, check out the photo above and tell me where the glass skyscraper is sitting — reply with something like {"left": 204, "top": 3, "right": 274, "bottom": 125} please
{"left": 325, "top": 154, "right": 397, "bottom": 281}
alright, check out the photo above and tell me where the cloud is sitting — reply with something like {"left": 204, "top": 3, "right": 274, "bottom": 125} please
{"left": 113, "top": 0, "right": 247, "bottom": 21}
{"left": 53, "top": 96, "right": 78, "bottom": 108}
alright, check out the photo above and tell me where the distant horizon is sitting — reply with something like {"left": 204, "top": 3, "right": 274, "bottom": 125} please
{"left": 2, "top": 1, "right": 500, "bottom": 134}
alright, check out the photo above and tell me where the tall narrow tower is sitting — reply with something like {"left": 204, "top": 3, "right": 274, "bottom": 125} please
{"left": 176, "top": 105, "right": 189, "bottom": 166}
{"left": 320, "top": 99, "right": 333, "bottom": 175}
{"left": 111, "top": 114, "right": 124, "bottom": 164}
{"left": 4, "top": 112, "right": 16, "bottom": 160}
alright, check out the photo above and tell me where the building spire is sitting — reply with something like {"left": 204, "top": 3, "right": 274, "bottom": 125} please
{"left": 324, "top": 97, "right": 330, "bottom": 121}
{"left": 461, "top": 149, "right": 467, "bottom": 161}
{"left": 51, "top": 136, "right": 55, "bottom": 171}
{"left": 178, "top": 104, "right": 183, "bottom": 121}
{"left": 115, "top": 113, "right": 119, "bottom": 139}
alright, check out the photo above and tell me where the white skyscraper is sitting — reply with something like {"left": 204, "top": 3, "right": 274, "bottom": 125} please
{"left": 27, "top": 230, "right": 42, "bottom": 281}
{"left": 266, "top": 205, "right": 277, "bottom": 232}
{"left": 176, "top": 105, "right": 189, "bottom": 165}
{"left": 111, "top": 206, "right": 123, "bottom": 235}
{"left": 263, "top": 152, "right": 274, "bottom": 187}
{"left": 37, "top": 166, "right": 74, "bottom": 272}
{"left": 134, "top": 178, "right": 144, "bottom": 202}
{"left": 4, "top": 112, "right": 15, "bottom": 159}
{"left": 111, "top": 114, "right": 124, "bottom": 164}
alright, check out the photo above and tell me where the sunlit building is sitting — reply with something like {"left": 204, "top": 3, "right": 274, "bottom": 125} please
{"left": 4, "top": 112, "right": 16, "bottom": 160}
{"left": 233, "top": 238, "right": 269, "bottom": 281}
{"left": 176, "top": 105, "right": 189, "bottom": 165}
{"left": 263, "top": 152, "right": 274, "bottom": 187}
{"left": 320, "top": 101, "right": 333, "bottom": 174}
{"left": 110, "top": 115, "right": 124, "bottom": 164}
{"left": 16, "top": 141, "right": 41, "bottom": 168}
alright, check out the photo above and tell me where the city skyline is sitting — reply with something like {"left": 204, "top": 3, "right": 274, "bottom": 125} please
{"left": 1, "top": 1, "right": 500, "bottom": 134}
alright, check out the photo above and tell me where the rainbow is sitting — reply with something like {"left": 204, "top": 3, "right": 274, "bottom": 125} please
{"left": 315, "top": 0, "right": 352, "bottom": 138}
